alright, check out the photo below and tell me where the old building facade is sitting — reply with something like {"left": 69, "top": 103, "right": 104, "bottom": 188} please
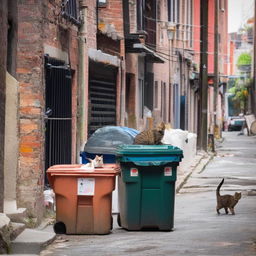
{"left": 1, "top": 0, "right": 229, "bottom": 222}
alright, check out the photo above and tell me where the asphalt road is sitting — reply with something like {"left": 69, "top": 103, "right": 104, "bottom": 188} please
{"left": 40, "top": 132, "right": 256, "bottom": 256}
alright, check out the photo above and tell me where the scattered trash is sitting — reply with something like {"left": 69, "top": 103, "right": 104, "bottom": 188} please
{"left": 55, "top": 236, "right": 69, "bottom": 243}
{"left": 44, "top": 189, "right": 55, "bottom": 211}
{"left": 143, "top": 106, "right": 152, "bottom": 118}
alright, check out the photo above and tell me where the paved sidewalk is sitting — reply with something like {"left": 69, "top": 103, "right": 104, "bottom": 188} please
{"left": 176, "top": 150, "right": 213, "bottom": 192}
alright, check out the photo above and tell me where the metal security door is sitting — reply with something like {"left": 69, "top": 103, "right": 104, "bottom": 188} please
{"left": 45, "top": 56, "right": 72, "bottom": 173}
{"left": 88, "top": 62, "right": 117, "bottom": 136}
{"left": 88, "top": 79, "right": 116, "bottom": 135}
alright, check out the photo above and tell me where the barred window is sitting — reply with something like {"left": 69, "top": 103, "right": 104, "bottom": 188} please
{"left": 61, "top": 0, "right": 80, "bottom": 25}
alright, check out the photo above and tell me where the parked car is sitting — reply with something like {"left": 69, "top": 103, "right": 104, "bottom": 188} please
{"left": 227, "top": 115, "right": 245, "bottom": 131}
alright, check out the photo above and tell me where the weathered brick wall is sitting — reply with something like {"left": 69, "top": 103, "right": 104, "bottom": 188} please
{"left": 98, "top": 0, "right": 124, "bottom": 38}
{"left": 16, "top": 0, "right": 45, "bottom": 220}
{"left": 17, "top": 0, "right": 79, "bottom": 221}
{"left": 86, "top": 1, "right": 97, "bottom": 49}
{"left": 0, "top": 0, "right": 8, "bottom": 213}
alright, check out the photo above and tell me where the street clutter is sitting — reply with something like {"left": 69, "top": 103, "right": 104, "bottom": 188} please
{"left": 46, "top": 125, "right": 200, "bottom": 234}
{"left": 162, "top": 128, "right": 197, "bottom": 175}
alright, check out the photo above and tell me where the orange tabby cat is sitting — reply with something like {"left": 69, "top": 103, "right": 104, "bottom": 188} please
{"left": 216, "top": 178, "right": 241, "bottom": 215}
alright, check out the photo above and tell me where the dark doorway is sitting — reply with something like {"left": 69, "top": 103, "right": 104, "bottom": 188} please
{"left": 88, "top": 61, "right": 117, "bottom": 136}
{"left": 44, "top": 56, "right": 72, "bottom": 180}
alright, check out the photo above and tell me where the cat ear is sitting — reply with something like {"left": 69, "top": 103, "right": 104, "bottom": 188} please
{"left": 86, "top": 158, "right": 93, "bottom": 162}
{"left": 158, "top": 122, "right": 165, "bottom": 130}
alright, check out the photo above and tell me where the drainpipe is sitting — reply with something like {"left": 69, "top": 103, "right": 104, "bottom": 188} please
{"left": 77, "top": 0, "right": 87, "bottom": 162}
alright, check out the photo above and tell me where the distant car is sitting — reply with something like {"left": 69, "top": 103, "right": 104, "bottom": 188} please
{"left": 227, "top": 116, "right": 245, "bottom": 131}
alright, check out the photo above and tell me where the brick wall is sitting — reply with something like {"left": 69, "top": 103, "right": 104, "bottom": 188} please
{"left": 86, "top": 1, "right": 97, "bottom": 49}
{"left": 0, "top": 0, "right": 8, "bottom": 213}
{"left": 16, "top": 0, "right": 45, "bottom": 220}
{"left": 98, "top": 0, "right": 124, "bottom": 37}
{"left": 16, "top": 0, "right": 79, "bottom": 221}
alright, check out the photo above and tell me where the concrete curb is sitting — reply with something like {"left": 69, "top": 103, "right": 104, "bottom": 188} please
{"left": 176, "top": 152, "right": 214, "bottom": 193}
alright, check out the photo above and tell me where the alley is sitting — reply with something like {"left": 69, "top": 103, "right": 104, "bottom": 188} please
{"left": 39, "top": 131, "right": 256, "bottom": 256}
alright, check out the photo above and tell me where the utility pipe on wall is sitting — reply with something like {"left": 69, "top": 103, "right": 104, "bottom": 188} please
{"left": 77, "top": 0, "right": 88, "bottom": 162}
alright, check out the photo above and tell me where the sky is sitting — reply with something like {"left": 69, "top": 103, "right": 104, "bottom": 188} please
{"left": 228, "top": 0, "right": 254, "bottom": 33}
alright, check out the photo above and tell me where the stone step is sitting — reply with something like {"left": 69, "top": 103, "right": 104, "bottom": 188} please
{"left": 10, "top": 222, "right": 26, "bottom": 241}
{"left": 10, "top": 228, "right": 56, "bottom": 255}
{"left": 5, "top": 208, "right": 27, "bottom": 224}
{"left": 0, "top": 213, "right": 11, "bottom": 254}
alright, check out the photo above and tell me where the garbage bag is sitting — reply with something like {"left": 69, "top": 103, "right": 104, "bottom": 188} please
{"left": 83, "top": 126, "right": 139, "bottom": 155}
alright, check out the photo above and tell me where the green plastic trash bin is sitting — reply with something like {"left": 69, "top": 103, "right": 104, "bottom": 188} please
{"left": 116, "top": 145, "right": 183, "bottom": 231}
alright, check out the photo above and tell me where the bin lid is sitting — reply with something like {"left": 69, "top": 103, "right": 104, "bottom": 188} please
{"left": 116, "top": 145, "right": 183, "bottom": 166}
{"left": 83, "top": 126, "right": 139, "bottom": 154}
{"left": 46, "top": 164, "right": 119, "bottom": 188}
{"left": 47, "top": 164, "right": 119, "bottom": 175}
{"left": 116, "top": 144, "right": 183, "bottom": 155}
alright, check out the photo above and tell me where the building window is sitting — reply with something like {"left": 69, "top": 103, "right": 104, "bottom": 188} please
{"left": 168, "top": 0, "right": 180, "bottom": 39}
{"left": 61, "top": 0, "right": 80, "bottom": 25}
{"left": 137, "top": 0, "right": 145, "bottom": 31}
{"left": 190, "top": 0, "right": 193, "bottom": 47}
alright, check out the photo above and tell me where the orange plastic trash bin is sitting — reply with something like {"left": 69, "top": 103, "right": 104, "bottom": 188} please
{"left": 47, "top": 164, "right": 118, "bottom": 235}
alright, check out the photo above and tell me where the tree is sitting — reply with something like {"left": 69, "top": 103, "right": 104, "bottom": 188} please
{"left": 228, "top": 78, "right": 251, "bottom": 114}
{"left": 237, "top": 53, "right": 252, "bottom": 72}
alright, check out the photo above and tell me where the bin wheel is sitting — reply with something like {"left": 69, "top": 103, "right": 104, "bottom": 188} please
{"left": 117, "top": 213, "right": 121, "bottom": 227}
{"left": 53, "top": 221, "right": 66, "bottom": 234}
{"left": 111, "top": 216, "right": 113, "bottom": 230}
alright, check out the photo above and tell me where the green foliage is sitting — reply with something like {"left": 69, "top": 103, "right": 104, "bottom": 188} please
{"left": 228, "top": 78, "right": 251, "bottom": 113}
{"left": 236, "top": 53, "right": 252, "bottom": 68}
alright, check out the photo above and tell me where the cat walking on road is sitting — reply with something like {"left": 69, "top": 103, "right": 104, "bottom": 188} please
{"left": 216, "top": 178, "right": 241, "bottom": 215}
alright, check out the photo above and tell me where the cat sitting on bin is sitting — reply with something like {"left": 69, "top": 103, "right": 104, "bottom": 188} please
{"left": 84, "top": 155, "right": 104, "bottom": 168}
{"left": 134, "top": 122, "right": 166, "bottom": 145}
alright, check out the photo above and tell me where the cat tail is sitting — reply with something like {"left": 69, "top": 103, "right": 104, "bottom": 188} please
{"left": 216, "top": 178, "right": 224, "bottom": 196}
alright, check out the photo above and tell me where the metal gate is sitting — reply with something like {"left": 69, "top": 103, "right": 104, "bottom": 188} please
{"left": 88, "top": 62, "right": 117, "bottom": 135}
{"left": 44, "top": 56, "right": 72, "bottom": 173}
{"left": 88, "top": 79, "right": 116, "bottom": 135}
